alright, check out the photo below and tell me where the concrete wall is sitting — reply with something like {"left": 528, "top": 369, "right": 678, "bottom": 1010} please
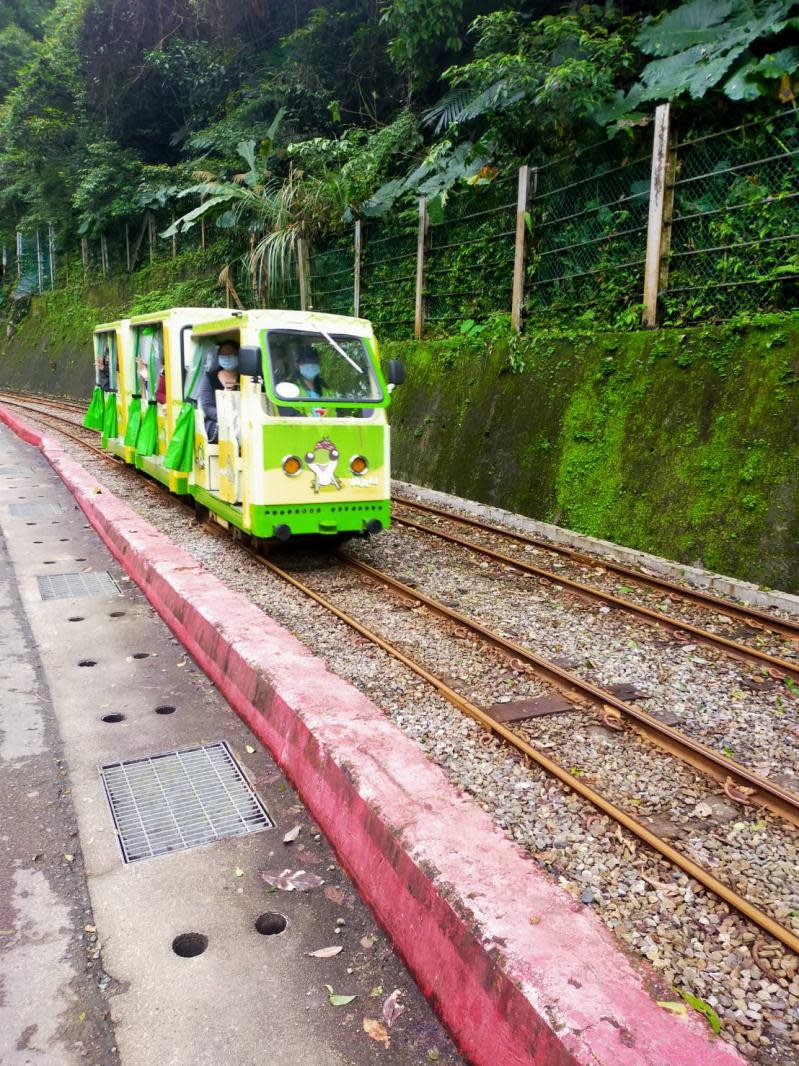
{"left": 384, "top": 317, "right": 799, "bottom": 592}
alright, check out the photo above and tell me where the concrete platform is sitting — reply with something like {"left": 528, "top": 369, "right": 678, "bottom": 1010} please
{"left": 0, "top": 420, "right": 462, "bottom": 1066}
{"left": 0, "top": 405, "right": 746, "bottom": 1066}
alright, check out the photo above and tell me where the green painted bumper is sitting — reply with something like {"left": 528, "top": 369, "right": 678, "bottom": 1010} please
{"left": 250, "top": 499, "right": 391, "bottom": 538}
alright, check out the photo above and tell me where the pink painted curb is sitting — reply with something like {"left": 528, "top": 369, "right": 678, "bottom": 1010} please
{"left": 1, "top": 405, "right": 745, "bottom": 1066}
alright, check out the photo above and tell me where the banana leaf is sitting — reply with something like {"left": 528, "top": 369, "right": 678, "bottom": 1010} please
{"left": 136, "top": 400, "right": 159, "bottom": 456}
{"left": 163, "top": 402, "right": 196, "bottom": 472}
{"left": 83, "top": 386, "right": 105, "bottom": 430}
{"left": 102, "top": 391, "right": 118, "bottom": 440}
{"left": 123, "top": 396, "right": 142, "bottom": 447}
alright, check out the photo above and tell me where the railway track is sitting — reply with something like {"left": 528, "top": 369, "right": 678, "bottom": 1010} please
{"left": 3, "top": 390, "right": 798, "bottom": 958}
{"left": 393, "top": 499, "right": 799, "bottom": 676}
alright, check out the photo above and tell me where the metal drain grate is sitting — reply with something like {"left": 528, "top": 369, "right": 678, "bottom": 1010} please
{"left": 9, "top": 501, "right": 65, "bottom": 517}
{"left": 100, "top": 742, "right": 272, "bottom": 863}
{"left": 37, "top": 571, "right": 119, "bottom": 600}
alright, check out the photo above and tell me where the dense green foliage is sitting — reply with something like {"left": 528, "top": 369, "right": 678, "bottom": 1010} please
{"left": 0, "top": 0, "right": 797, "bottom": 291}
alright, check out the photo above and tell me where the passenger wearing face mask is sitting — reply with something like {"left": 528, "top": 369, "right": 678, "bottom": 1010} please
{"left": 291, "top": 345, "right": 329, "bottom": 400}
{"left": 197, "top": 340, "right": 240, "bottom": 443}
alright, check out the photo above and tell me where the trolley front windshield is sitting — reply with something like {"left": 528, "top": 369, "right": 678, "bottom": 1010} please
{"left": 265, "top": 330, "right": 382, "bottom": 405}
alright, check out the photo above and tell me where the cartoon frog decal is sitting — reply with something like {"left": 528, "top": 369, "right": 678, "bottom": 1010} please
{"left": 305, "top": 437, "right": 342, "bottom": 493}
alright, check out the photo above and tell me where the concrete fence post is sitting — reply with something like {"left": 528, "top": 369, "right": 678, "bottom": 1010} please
{"left": 414, "top": 196, "right": 428, "bottom": 339}
{"left": 48, "top": 224, "right": 55, "bottom": 289}
{"left": 297, "top": 236, "right": 311, "bottom": 310}
{"left": 642, "top": 103, "right": 676, "bottom": 327}
{"left": 36, "top": 229, "right": 44, "bottom": 292}
{"left": 354, "top": 220, "right": 362, "bottom": 318}
{"left": 511, "top": 165, "right": 537, "bottom": 333}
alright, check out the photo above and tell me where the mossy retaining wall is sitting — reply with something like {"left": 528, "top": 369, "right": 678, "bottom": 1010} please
{"left": 2, "top": 276, "right": 798, "bottom": 590}
{"left": 384, "top": 317, "right": 799, "bottom": 592}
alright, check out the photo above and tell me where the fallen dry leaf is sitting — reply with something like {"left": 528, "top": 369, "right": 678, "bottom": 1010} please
{"left": 307, "top": 945, "right": 343, "bottom": 958}
{"left": 261, "top": 868, "right": 324, "bottom": 892}
{"left": 283, "top": 825, "right": 301, "bottom": 844}
{"left": 382, "top": 989, "right": 405, "bottom": 1028}
{"left": 324, "top": 885, "right": 345, "bottom": 905}
{"left": 245, "top": 744, "right": 255, "bottom": 754}
{"left": 360, "top": 935, "right": 375, "bottom": 949}
{"left": 363, "top": 1019, "right": 390, "bottom": 1047}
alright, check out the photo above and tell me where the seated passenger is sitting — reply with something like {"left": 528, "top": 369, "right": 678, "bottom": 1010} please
{"left": 96, "top": 348, "right": 111, "bottom": 391}
{"left": 197, "top": 341, "right": 240, "bottom": 443}
{"left": 155, "top": 368, "right": 166, "bottom": 404}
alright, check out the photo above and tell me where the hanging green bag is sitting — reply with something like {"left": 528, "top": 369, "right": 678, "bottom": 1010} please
{"left": 136, "top": 401, "right": 159, "bottom": 456}
{"left": 163, "top": 403, "right": 196, "bottom": 471}
{"left": 123, "top": 396, "right": 142, "bottom": 447}
{"left": 83, "top": 386, "right": 105, "bottom": 430}
{"left": 163, "top": 349, "right": 205, "bottom": 472}
{"left": 102, "top": 391, "right": 118, "bottom": 440}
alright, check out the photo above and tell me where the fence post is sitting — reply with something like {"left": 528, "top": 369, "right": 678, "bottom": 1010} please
{"left": 100, "top": 233, "right": 109, "bottom": 277}
{"left": 16, "top": 232, "right": 22, "bottom": 278}
{"left": 414, "top": 196, "right": 428, "bottom": 339}
{"left": 48, "top": 224, "right": 55, "bottom": 289}
{"left": 125, "top": 223, "right": 131, "bottom": 271}
{"left": 148, "top": 214, "right": 155, "bottom": 264}
{"left": 642, "top": 103, "right": 675, "bottom": 327}
{"left": 511, "top": 165, "right": 537, "bottom": 332}
{"left": 297, "top": 236, "right": 311, "bottom": 310}
{"left": 353, "top": 221, "right": 362, "bottom": 318}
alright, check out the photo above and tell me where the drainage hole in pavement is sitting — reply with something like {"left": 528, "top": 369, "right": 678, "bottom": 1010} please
{"left": 78, "top": 660, "right": 97, "bottom": 667}
{"left": 155, "top": 705, "right": 176, "bottom": 715}
{"left": 172, "top": 933, "right": 208, "bottom": 958}
{"left": 33, "top": 540, "right": 42, "bottom": 544}
{"left": 255, "top": 913, "right": 287, "bottom": 936}
{"left": 102, "top": 713, "right": 125, "bottom": 724}
{"left": 59, "top": 538, "right": 69, "bottom": 542}
{"left": 26, "top": 523, "right": 36, "bottom": 527}
{"left": 132, "top": 652, "right": 149, "bottom": 660}
{"left": 67, "top": 617, "right": 84, "bottom": 623}
{"left": 75, "top": 557, "right": 87, "bottom": 562}
{"left": 43, "top": 560, "right": 56, "bottom": 565}
{"left": 109, "top": 611, "right": 125, "bottom": 618}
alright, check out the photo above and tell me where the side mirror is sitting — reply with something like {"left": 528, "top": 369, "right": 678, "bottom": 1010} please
{"left": 238, "top": 345, "right": 262, "bottom": 378}
{"left": 386, "top": 359, "right": 405, "bottom": 386}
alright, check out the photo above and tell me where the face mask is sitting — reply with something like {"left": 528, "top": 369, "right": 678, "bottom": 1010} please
{"left": 219, "top": 355, "right": 238, "bottom": 370}
{"left": 299, "top": 363, "right": 320, "bottom": 379}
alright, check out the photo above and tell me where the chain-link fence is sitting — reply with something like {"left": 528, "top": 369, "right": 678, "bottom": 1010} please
{"left": 4, "top": 106, "right": 799, "bottom": 333}
{"left": 359, "top": 220, "right": 417, "bottom": 339}
{"left": 663, "top": 109, "right": 799, "bottom": 323}
{"left": 309, "top": 234, "right": 355, "bottom": 317}
{"left": 527, "top": 145, "right": 651, "bottom": 325}
{"left": 425, "top": 176, "right": 517, "bottom": 329}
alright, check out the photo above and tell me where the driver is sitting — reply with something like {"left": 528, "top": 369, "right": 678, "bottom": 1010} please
{"left": 291, "top": 344, "right": 328, "bottom": 399}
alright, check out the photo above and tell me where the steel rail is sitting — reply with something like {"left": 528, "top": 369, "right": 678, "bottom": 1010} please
{"left": 259, "top": 552, "right": 799, "bottom": 956}
{"left": 342, "top": 554, "right": 799, "bottom": 829}
{"left": 393, "top": 510, "right": 799, "bottom": 682}
{"left": 395, "top": 495, "right": 799, "bottom": 641}
{"left": 6, "top": 395, "right": 798, "bottom": 953}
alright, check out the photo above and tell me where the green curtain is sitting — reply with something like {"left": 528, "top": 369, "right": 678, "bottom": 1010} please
{"left": 123, "top": 396, "right": 142, "bottom": 447}
{"left": 83, "top": 386, "right": 105, "bottom": 430}
{"left": 102, "top": 391, "right": 118, "bottom": 440}
{"left": 136, "top": 401, "right": 159, "bottom": 456}
{"left": 163, "top": 403, "right": 196, "bottom": 471}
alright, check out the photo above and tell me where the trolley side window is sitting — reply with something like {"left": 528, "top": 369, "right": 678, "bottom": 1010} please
{"left": 184, "top": 336, "right": 219, "bottom": 402}
{"left": 94, "top": 331, "right": 117, "bottom": 390}
{"left": 133, "top": 324, "right": 164, "bottom": 402}
{"left": 265, "top": 330, "right": 383, "bottom": 406}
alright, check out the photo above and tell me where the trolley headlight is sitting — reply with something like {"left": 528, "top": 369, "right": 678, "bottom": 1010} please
{"left": 349, "top": 454, "right": 369, "bottom": 476}
{"left": 281, "top": 454, "right": 302, "bottom": 477}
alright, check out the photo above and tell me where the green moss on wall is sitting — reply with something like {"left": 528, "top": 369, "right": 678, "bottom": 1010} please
{"left": 385, "top": 314, "right": 799, "bottom": 591}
